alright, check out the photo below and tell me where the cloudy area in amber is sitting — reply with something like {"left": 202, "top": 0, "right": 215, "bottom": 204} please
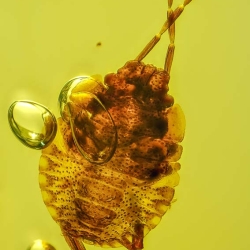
{"left": 0, "top": 0, "right": 250, "bottom": 250}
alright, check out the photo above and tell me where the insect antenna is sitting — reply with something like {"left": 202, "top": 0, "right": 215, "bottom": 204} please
{"left": 135, "top": 0, "right": 193, "bottom": 71}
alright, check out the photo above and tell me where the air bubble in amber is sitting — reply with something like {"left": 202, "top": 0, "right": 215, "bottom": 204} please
{"left": 8, "top": 101, "right": 57, "bottom": 149}
{"left": 27, "top": 239, "right": 56, "bottom": 250}
{"left": 58, "top": 76, "right": 117, "bottom": 164}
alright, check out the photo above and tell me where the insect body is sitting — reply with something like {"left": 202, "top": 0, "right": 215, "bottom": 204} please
{"left": 8, "top": 1, "right": 192, "bottom": 250}
{"left": 40, "top": 64, "right": 185, "bottom": 250}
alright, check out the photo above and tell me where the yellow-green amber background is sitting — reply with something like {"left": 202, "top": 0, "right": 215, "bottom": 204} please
{"left": 1, "top": 0, "right": 250, "bottom": 249}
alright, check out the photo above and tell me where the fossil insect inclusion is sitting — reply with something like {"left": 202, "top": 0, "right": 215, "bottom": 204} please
{"left": 8, "top": 1, "right": 193, "bottom": 249}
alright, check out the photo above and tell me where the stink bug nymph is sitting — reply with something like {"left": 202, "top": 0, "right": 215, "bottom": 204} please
{"left": 8, "top": 1, "right": 193, "bottom": 250}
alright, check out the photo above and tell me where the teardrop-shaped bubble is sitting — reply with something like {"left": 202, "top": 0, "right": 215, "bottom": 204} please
{"left": 8, "top": 101, "right": 57, "bottom": 150}
{"left": 58, "top": 76, "right": 117, "bottom": 164}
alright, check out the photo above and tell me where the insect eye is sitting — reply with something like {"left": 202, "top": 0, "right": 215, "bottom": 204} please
{"left": 8, "top": 101, "right": 57, "bottom": 149}
{"left": 58, "top": 76, "right": 117, "bottom": 164}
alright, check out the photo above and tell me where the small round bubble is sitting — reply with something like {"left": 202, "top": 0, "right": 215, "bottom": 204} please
{"left": 27, "top": 239, "right": 56, "bottom": 250}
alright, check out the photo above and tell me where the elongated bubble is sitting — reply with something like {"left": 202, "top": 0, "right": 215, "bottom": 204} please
{"left": 58, "top": 76, "right": 117, "bottom": 164}
{"left": 8, "top": 101, "right": 57, "bottom": 149}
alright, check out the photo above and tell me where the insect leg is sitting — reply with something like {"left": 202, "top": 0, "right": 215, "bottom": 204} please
{"left": 119, "top": 225, "right": 144, "bottom": 250}
{"left": 120, "top": 236, "right": 134, "bottom": 250}
{"left": 64, "top": 234, "right": 86, "bottom": 250}
{"left": 132, "top": 223, "right": 144, "bottom": 250}
{"left": 135, "top": 0, "right": 192, "bottom": 62}
{"left": 164, "top": 1, "right": 175, "bottom": 74}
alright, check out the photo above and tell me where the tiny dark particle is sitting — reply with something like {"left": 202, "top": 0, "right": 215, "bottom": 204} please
{"left": 96, "top": 42, "right": 102, "bottom": 47}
